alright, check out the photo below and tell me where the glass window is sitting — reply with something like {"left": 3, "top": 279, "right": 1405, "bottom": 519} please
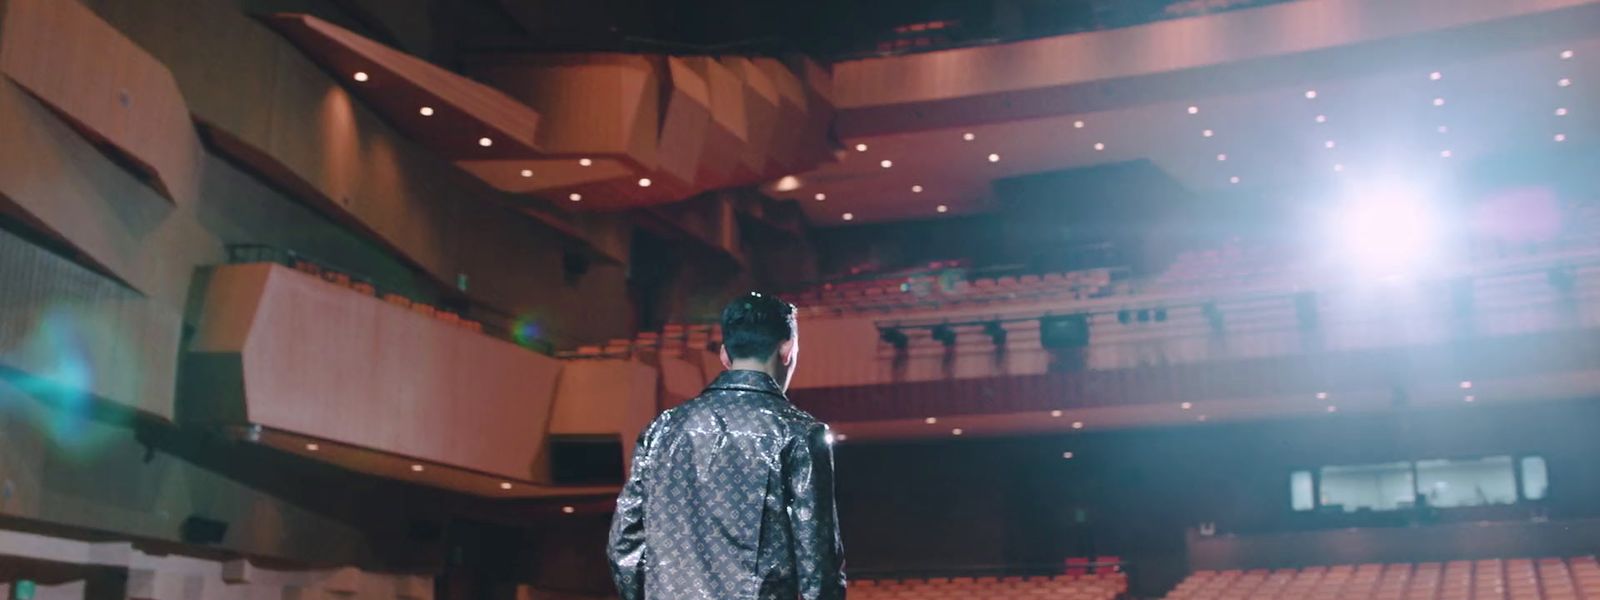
{"left": 1521, "top": 456, "right": 1549, "bottom": 501}
{"left": 1414, "top": 456, "right": 1517, "bottom": 508}
{"left": 1290, "top": 470, "right": 1315, "bottom": 511}
{"left": 1319, "top": 462, "right": 1414, "bottom": 512}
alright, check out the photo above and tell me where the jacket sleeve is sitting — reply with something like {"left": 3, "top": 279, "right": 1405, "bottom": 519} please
{"left": 786, "top": 423, "right": 847, "bottom": 600}
{"left": 607, "top": 424, "right": 655, "bottom": 600}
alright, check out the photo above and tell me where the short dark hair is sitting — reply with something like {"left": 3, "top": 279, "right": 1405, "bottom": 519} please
{"left": 720, "top": 292, "right": 796, "bottom": 361}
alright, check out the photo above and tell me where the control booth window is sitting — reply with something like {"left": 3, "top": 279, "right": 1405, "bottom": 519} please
{"left": 1291, "top": 455, "right": 1548, "bottom": 513}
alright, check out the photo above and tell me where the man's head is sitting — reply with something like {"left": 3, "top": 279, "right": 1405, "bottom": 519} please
{"left": 718, "top": 292, "right": 799, "bottom": 390}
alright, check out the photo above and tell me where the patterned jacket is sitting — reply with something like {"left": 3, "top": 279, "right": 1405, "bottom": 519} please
{"left": 607, "top": 369, "right": 846, "bottom": 600}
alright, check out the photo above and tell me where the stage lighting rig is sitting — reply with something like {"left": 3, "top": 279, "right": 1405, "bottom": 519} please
{"left": 879, "top": 327, "right": 909, "bottom": 350}
{"left": 931, "top": 324, "right": 958, "bottom": 348}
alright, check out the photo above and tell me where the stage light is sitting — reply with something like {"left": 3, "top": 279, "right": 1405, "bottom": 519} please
{"left": 842, "top": 213, "right": 855, "bottom": 221}
{"left": 579, "top": 158, "right": 593, "bottom": 166}
{"left": 983, "top": 321, "right": 1007, "bottom": 346}
{"left": 478, "top": 137, "right": 493, "bottom": 147}
{"left": 1117, "top": 309, "right": 1131, "bottom": 324}
{"left": 855, "top": 143, "right": 868, "bottom": 152}
{"left": 963, "top": 132, "right": 975, "bottom": 141}
{"left": 879, "top": 327, "right": 909, "bottom": 349}
{"left": 1324, "top": 180, "right": 1443, "bottom": 278}
{"left": 1556, "top": 108, "right": 1568, "bottom": 116}
{"left": 931, "top": 324, "right": 957, "bottom": 348}
{"left": 1137, "top": 309, "right": 1150, "bottom": 323}
{"left": 1073, "top": 120, "right": 1085, "bottom": 128}
{"left": 814, "top": 193, "right": 826, "bottom": 201}
{"left": 418, "top": 106, "right": 434, "bottom": 116}
{"left": 411, "top": 464, "right": 424, "bottom": 472}
{"left": 1154, "top": 308, "right": 1167, "bottom": 322}
{"left": 353, "top": 71, "right": 369, "bottom": 82}
{"left": 880, "top": 159, "right": 893, "bottom": 168}
{"left": 569, "top": 193, "right": 582, "bottom": 202}
{"left": 1094, "top": 142, "right": 1105, "bottom": 151}
{"left": 911, "top": 185, "right": 923, "bottom": 193}
{"left": 520, "top": 169, "right": 533, "bottom": 178}
{"left": 937, "top": 205, "right": 949, "bottom": 213}
{"left": 988, "top": 153, "right": 1001, "bottom": 163}
{"left": 562, "top": 506, "right": 576, "bottom": 514}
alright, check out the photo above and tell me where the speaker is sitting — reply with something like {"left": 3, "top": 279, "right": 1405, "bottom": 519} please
{"left": 1040, "top": 315, "right": 1091, "bottom": 349}
{"left": 550, "top": 436, "right": 624, "bottom": 485}
{"left": 181, "top": 516, "right": 228, "bottom": 545}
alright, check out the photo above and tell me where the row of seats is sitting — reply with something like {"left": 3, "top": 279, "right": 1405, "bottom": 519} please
{"left": 290, "top": 260, "right": 484, "bottom": 334}
{"left": 792, "top": 269, "right": 1119, "bottom": 316}
{"left": 852, "top": 572, "right": 1127, "bottom": 600}
{"left": 1165, "top": 556, "right": 1600, "bottom": 600}
{"left": 560, "top": 323, "right": 722, "bottom": 359}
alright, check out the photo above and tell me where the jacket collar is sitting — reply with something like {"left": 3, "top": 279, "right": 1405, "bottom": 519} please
{"left": 706, "top": 369, "right": 786, "bottom": 398}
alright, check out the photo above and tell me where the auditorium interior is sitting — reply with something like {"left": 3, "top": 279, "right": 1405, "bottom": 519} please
{"left": 1, "top": 0, "right": 1599, "bottom": 598}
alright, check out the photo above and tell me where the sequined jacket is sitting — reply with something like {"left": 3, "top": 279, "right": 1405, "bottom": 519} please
{"left": 607, "top": 370, "right": 847, "bottom": 600}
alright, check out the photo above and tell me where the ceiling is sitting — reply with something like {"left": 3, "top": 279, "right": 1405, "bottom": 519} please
{"left": 773, "top": 35, "right": 1599, "bottom": 226}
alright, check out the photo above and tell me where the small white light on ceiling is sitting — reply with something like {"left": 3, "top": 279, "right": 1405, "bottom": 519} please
{"left": 836, "top": 434, "right": 848, "bottom": 442}
{"left": 305, "top": 443, "right": 320, "bottom": 451}
{"left": 855, "top": 143, "right": 869, "bottom": 152}
{"left": 520, "top": 169, "right": 533, "bottom": 178}
{"left": 925, "top": 417, "right": 938, "bottom": 424}
{"left": 1216, "top": 153, "right": 1227, "bottom": 161}
{"left": 1555, "top": 133, "right": 1567, "bottom": 142}
{"left": 1202, "top": 129, "right": 1214, "bottom": 138}
{"left": 814, "top": 193, "right": 827, "bottom": 201}
{"left": 1181, "top": 402, "right": 1193, "bottom": 410}
{"left": 1305, "top": 90, "right": 1318, "bottom": 99}
{"left": 842, "top": 212, "right": 854, "bottom": 221}
{"left": 419, "top": 106, "right": 434, "bottom": 116}
{"left": 478, "top": 137, "right": 493, "bottom": 147}
{"left": 1316, "top": 392, "right": 1328, "bottom": 400}
{"left": 353, "top": 71, "right": 369, "bottom": 82}
{"left": 568, "top": 193, "right": 582, "bottom": 202}
{"left": 638, "top": 178, "right": 652, "bottom": 187}
{"left": 1050, "top": 410, "right": 1063, "bottom": 417}
{"left": 1093, "top": 142, "right": 1105, "bottom": 151}
{"left": 1315, "top": 114, "right": 1327, "bottom": 124}
{"left": 1556, "top": 107, "right": 1568, "bottom": 116}
{"left": 1430, "top": 71, "right": 1442, "bottom": 81}
{"left": 1325, "top": 140, "right": 1336, "bottom": 149}
{"left": 962, "top": 132, "right": 976, "bottom": 141}
{"left": 1333, "top": 163, "right": 1345, "bottom": 172}
{"left": 562, "top": 506, "right": 576, "bottom": 514}
{"left": 1062, "top": 451, "right": 1075, "bottom": 459}
{"left": 1326, "top": 405, "right": 1338, "bottom": 413}
{"left": 1433, "top": 98, "right": 1445, "bottom": 107}
{"left": 1561, "top": 49, "right": 1575, "bottom": 60}
{"left": 880, "top": 159, "right": 893, "bottom": 168}
{"left": 1441, "top": 149, "right": 1453, "bottom": 158}
{"left": 579, "top": 158, "right": 593, "bottom": 166}
{"left": 774, "top": 175, "right": 802, "bottom": 192}
{"left": 987, "top": 153, "right": 1001, "bottom": 163}
{"left": 1558, "top": 78, "right": 1572, "bottom": 87}
{"left": 411, "top": 464, "right": 425, "bottom": 472}
{"left": 1464, "top": 395, "right": 1476, "bottom": 403}
{"left": 936, "top": 205, "right": 948, "bottom": 213}
{"left": 952, "top": 428, "right": 964, "bottom": 436}
{"left": 1229, "top": 176, "right": 1240, "bottom": 184}
{"left": 1073, "top": 120, "right": 1085, "bottom": 129}
{"left": 1197, "top": 415, "right": 1209, "bottom": 422}
{"left": 911, "top": 185, "right": 923, "bottom": 193}
{"left": 1187, "top": 105, "right": 1199, "bottom": 115}
{"left": 500, "top": 482, "right": 513, "bottom": 490}
{"left": 1071, "top": 421, "right": 1084, "bottom": 430}
{"left": 1438, "top": 125, "right": 1449, "bottom": 134}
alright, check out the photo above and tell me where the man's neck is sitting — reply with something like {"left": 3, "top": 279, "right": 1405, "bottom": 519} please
{"left": 727, "top": 360, "right": 778, "bottom": 379}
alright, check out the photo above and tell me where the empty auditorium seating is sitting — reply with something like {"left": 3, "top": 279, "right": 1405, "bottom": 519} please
{"left": 851, "top": 571, "right": 1127, "bottom": 600}
{"left": 1164, "top": 556, "right": 1600, "bottom": 600}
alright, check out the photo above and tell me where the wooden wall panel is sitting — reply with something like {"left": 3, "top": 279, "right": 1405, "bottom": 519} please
{"left": 549, "top": 359, "right": 659, "bottom": 466}
{"left": 753, "top": 58, "right": 807, "bottom": 173}
{"left": 191, "top": 264, "right": 564, "bottom": 480}
{"left": 0, "top": 0, "right": 203, "bottom": 206}
{"left": 790, "top": 56, "right": 837, "bottom": 165}
{"left": 721, "top": 57, "right": 779, "bottom": 180}
{"left": 685, "top": 57, "right": 746, "bottom": 190}
{"left": 656, "top": 354, "right": 707, "bottom": 411}
{"left": 472, "top": 55, "right": 659, "bottom": 170}
{"left": 656, "top": 57, "right": 711, "bottom": 188}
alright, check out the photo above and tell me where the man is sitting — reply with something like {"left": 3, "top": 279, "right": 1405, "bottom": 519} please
{"left": 608, "top": 293, "right": 846, "bottom": 600}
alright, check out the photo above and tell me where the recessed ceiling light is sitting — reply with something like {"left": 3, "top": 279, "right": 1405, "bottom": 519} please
{"left": 418, "top": 106, "right": 434, "bottom": 116}
{"left": 1555, "top": 133, "right": 1567, "bottom": 142}
{"left": 305, "top": 443, "right": 320, "bottom": 451}
{"left": 353, "top": 71, "right": 369, "bottom": 82}
{"left": 500, "top": 482, "right": 513, "bottom": 490}
{"left": 1229, "top": 176, "right": 1240, "bottom": 184}
{"left": 579, "top": 158, "right": 592, "bottom": 167}
{"left": 1315, "top": 114, "right": 1327, "bottom": 124}
{"left": 1429, "top": 71, "right": 1442, "bottom": 81}
{"left": 568, "top": 193, "right": 582, "bottom": 202}
{"left": 638, "top": 178, "right": 652, "bottom": 187}
{"left": 411, "top": 464, "right": 424, "bottom": 472}
{"left": 1187, "top": 106, "right": 1199, "bottom": 115}
{"left": 1093, "top": 142, "right": 1105, "bottom": 151}
{"left": 520, "top": 169, "right": 533, "bottom": 178}
{"left": 1433, "top": 98, "right": 1445, "bottom": 107}
{"left": 1216, "top": 153, "right": 1227, "bottom": 161}
{"left": 1438, "top": 125, "right": 1449, "bottom": 134}
{"left": 855, "top": 143, "right": 868, "bottom": 152}
{"left": 952, "top": 428, "right": 964, "bottom": 436}
{"left": 1460, "top": 381, "right": 1472, "bottom": 389}
{"left": 962, "top": 132, "right": 975, "bottom": 141}
{"left": 1062, "top": 451, "right": 1075, "bottom": 459}
{"left": 1202, "top": 129, "right": 1214, "bottom": 138}
{"left": 1305, "top": 90, "right": 1317, "bottom": 99}
{"left": 1050, "top": 410, "right": 1063, "bottom": 417}
{"left": 1326, "top": 405, "right": 1338, "bottom": 413}
{"left": 925, "top": 417, "right": 938, "bottom": 424}
{"left": 1556, "top": 107, "right": 1568, "bottom": 116}
{"left": 1333, "top": 163, "right": 1345, "bottom": 172}
{"left": 880, "top": 159, "right": 893, "bottom": 168}
{"left": 1440, "top": 149, "right": 1453, "bottom": 158}
{"left": 1324, "top": 140, "right": 1336, "bottom": 149}
{"left": 478, "top": 137, "right": 493, "bottom": 147}
{"left": 814, "top": 193, "right": 827, "bottom": 201}
{"left": 936, "top": 205, "right": 949, "bottom": 213}
{"left": 562, "top": 506, "right": 576, "bottom": 514}
{"left": 1180, "top": 402, "right": 1193, "bottom": 410}
{"left": 836, "top": 434, "right": 848, "bottom": 442}
{"left": 1316, "top": 392, "right": 1328, "bottom": 400}
{"left": 1464, "top": 395, "right": 1476, "bottom": 403}
{"left": 911, "top": 185, "right": 923, "bottom": 193}
{"left": 1073, "top": 120, "right": 1085, "bottom": 129}
{"left": 987, "top": 153, "right": 1000, "bottom": 162}
{"left": 1558, "top": 78, "right": 1572, "bottom": 87}
{"left": 842, "top": 212, "right": 854, "bottom": 221}
{"left": 1071, "top": 421, "right": 1084, "bottom": 430}
{"left": 1560, "top": 49, "right": 1574, "bottom": 60}
{"left": 1197, "top": 415, "right": 1209, "bottom": 422}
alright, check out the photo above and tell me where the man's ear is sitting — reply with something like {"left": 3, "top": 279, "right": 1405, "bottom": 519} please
{"left": 778, "top": 339, "right": 796, "bottom": 366}
{"left": 719, "top": 345, "right": 733, "bottom": 369}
